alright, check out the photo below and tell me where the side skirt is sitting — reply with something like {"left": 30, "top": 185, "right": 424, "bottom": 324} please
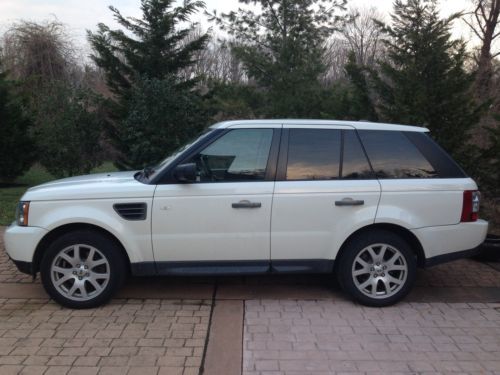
{"left": 130, "top": 259, "right": 335, "bottom": 276}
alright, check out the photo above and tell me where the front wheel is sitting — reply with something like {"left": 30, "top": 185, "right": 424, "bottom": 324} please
{"left": 337, "top": 230, "right": 417, "bottom": 307}
{"left": 40, "top": 230, "right": 127, "bottom": 309}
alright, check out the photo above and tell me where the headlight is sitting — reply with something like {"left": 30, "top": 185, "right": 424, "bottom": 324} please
{"left": 16, "top": 201, "right": 30, "bottom": 226}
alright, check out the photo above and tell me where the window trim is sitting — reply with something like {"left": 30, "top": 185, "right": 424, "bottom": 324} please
{"left": 155, "top": 128, "right": 282, "bottom": 184}
{"left": 276, "top": 128, "right": 289, "bottom": 181}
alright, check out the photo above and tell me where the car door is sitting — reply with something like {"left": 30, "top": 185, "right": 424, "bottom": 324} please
{"left": 270, "top": 125, "right": 381, "bottom": 272}
{"left": 152, "top": 126, "right": 280, "bottom": 275}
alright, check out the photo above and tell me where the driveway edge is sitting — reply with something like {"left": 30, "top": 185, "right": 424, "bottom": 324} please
{"left": 202, "top": 299, "right": 243, "bottom": 375}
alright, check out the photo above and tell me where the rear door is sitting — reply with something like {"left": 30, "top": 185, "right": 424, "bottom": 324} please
{"left": 270, "top": 126, "right": 381, "bottom": 271}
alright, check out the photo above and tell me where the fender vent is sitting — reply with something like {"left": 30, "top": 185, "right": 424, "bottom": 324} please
{"left": 113, "top": 203, "right": 147, "bottom": 221}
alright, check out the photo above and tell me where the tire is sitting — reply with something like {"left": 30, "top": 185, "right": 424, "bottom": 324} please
{"left": 40, "top": 230, "right": 127, "bottom": 309}
{"left": 337, "top": 230, "right": 417, "bottom": 307}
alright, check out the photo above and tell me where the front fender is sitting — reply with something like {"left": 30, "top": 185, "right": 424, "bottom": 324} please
{"left": 29, "top": 199, "right": 154, "bottom": 263}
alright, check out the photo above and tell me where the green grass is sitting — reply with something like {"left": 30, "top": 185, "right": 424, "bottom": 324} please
{"left": 0, "top": 162, "right": 118, "bottom": 226}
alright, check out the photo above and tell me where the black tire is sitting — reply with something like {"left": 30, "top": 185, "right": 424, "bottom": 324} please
{"left": 40, "top": 229, "right": 127, "bottom": 309}
{"left": 337, "top": 230, "right": 417, "bottom": 307}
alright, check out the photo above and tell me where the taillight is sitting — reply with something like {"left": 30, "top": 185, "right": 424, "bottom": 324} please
{"left": 461, "top": 190, "right": 480, "bottom": 222}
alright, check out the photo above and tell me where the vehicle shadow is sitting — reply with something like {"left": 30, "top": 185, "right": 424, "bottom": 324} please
{"left": 119, "top": 260, "right": 500, "bottom": 303}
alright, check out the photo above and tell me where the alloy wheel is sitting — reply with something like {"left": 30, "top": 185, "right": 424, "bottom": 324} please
{"left": 351, "top": 243, "right": 408, "bottom": 299}
{"left": 50, "top": 244, "right": 110, "bottom": 301}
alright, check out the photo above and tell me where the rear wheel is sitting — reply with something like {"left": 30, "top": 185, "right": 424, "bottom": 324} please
{"left": 40, "top": 230, "right": 126, "bottom": 309}
{"left": 337, "top": 230, "right": 416, "bottom": 307}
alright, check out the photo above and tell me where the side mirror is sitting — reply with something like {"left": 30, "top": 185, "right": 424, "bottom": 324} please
{"left": 174, "top": 163, "right": 197, "bottom": 183}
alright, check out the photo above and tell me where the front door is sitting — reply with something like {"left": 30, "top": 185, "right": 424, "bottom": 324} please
{"left": 152, "top": 127, "right": 280, "bottom": 275}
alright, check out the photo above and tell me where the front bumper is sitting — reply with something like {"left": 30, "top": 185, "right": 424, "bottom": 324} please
{"left": 4, "top": 223, "right": 48, "bottom": 273}
{"left": 11, "top": 259, "right": 33, "bottom": 275}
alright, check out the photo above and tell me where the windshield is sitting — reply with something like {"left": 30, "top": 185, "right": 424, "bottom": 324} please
{"left": 141, "top": 129, "right": 215, "bottom": 181}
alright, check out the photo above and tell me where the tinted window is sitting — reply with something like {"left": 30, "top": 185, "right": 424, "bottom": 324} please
{"left": 189, "top": 129, "right": 273, "bottom": 182}
{"left": 341, "top": 131, "right": 374, "bottom": 179}
{"left": 286, "top": 129, "right": 341, "bottom": 180}
{"left": 358, "top": 130, "right": 437, "bottom": 179}
{"left": 404, "top": 132, "right": 466, "bottom": 178}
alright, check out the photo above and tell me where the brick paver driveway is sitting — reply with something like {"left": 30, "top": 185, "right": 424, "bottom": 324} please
{"left": 243, "top": 300, "right": 500, "bottom": 374}
{"left": 0, "top": 298, "right": 209, "bottom": 375}
{"left": 1, "top": 226, "right": 500, "bottom": 374}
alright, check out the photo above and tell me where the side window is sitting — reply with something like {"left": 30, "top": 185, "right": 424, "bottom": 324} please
{"left": 188, "top": 129, "right": 273, "bottom": 182}
{"left": 358, "top": 130, "right": 437, "bottom": 179}
{"left": 341, "top": 131, "right": 374, "bottom": 179}
{"left": 404, "top": 132, "right": 466, "bottom": 178}
{"left": 286, "top": 129, "right": 341, "bottom": 180}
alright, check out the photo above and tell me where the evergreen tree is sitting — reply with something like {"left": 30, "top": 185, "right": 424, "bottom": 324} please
{"left": 210, "top": 0, "right": 347, "bottom": 118}
{"left": 372, "top": 0, "right": 479, "bottom": 155}
{"left": 120, "top": 76, "right": 207, "bottom": 168}
{"left": 0, "top": 58, "right": 35, "bottom": 182}
{"left": 88, "top": 0, "right": 209, "bottom": 169}
{"left": 344, "top": 52, "right": 378, "bottom": 121}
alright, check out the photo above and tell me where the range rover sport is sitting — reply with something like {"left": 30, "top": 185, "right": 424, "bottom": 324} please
{"left": 4, "top": 120, "right": 488, "bottom": 308}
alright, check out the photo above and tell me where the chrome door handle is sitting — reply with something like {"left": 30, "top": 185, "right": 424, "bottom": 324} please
{"left": 335, "top": 198, "right": 365, "bottom": 206}
{"left": 232, "top": 200, "right": 262, "bottom": 209}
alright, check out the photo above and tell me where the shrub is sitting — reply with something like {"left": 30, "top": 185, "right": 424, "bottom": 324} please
{"left": 0, "top": 67, "right": 35, "bottom": 182}
{"left": 33, "top": 84, "right": 105, "bottom": 178}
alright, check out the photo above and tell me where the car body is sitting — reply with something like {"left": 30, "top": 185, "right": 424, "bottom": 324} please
{"left": 4, "top": 120, "right": 488, "bottom": 308}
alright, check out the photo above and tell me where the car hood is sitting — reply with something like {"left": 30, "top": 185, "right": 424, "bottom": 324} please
{"left": 23, "top": 171, "right": 156, "bottom": 201}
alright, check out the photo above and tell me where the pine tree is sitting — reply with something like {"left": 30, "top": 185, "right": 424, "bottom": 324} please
{"left": 344, "top": 52, "right": 378, "bottom": 121}
{"left": 88, "top": 0, "right": 209, "bottom": 169}
{"left": 0, "top": 58, "right": 35, "bottom": 182}
{"left": 372, "top": 0, "right": 479, "bottom": 155}
{"left": 210, "top": 0, "right": 347, "bottom": 118}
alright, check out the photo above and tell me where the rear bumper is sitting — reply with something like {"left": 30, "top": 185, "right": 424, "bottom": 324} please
{"left": 424, "top": 246, "right": 481, "bottom": 267}
{"left": 412, "top": 220, "right": 488, "bottom": 267}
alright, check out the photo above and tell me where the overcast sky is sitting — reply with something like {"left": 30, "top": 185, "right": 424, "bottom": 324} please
{"left": 0, "top": 0, "right": 476, "bottom": 53}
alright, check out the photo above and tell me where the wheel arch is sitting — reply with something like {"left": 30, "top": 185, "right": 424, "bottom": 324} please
{"left": 335, "top": 223, "right": 426, "bottom": 270}
{"left": 32, "top": 223, "right": 132, "bottom": 276}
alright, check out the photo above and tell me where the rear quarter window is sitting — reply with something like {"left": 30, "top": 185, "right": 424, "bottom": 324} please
{"left": 403, "top": 131, "right": 466, "bottom": 178}
{"left": 358, "top": 130, "right": 438, "bottom": 179}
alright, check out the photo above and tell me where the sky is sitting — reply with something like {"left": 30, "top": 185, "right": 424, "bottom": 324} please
{"left": 0, "top": 0, "right": 476, "bottom": 54}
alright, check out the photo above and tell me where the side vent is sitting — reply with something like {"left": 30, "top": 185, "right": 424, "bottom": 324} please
{"left": 113, "top": 203, "right": 147, "bottom": 221}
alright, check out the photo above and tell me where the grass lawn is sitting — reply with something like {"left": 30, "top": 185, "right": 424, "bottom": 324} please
{"left": 0, "top": 162, "right": 117, "bottom": 226}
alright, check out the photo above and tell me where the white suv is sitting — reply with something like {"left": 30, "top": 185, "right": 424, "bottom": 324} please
{"left": 4, "top": 120, "right": 488, "bottom": 308}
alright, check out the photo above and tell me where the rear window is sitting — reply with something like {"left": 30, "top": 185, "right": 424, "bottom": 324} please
{"left": 358, "top": 130, "right": 437, "bottom": 179}
{"left": 286, "top": 129, "right": 341, "bottom": 180}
